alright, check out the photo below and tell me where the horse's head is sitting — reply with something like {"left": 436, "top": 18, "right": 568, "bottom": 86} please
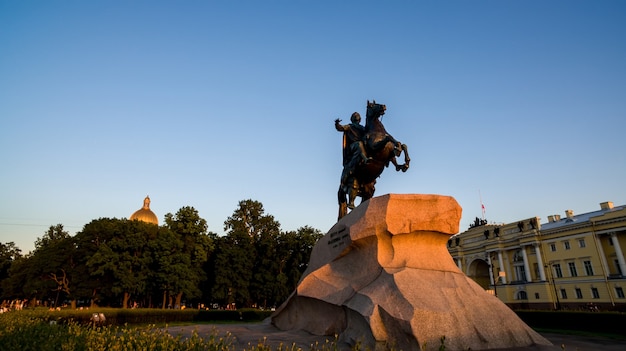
{"left": 366, "top": 100, "right": 386, "bottom": 120}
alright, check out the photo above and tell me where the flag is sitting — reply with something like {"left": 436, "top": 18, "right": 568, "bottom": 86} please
{"left": 479, "top": 190, "right": 486, "bottom": 220}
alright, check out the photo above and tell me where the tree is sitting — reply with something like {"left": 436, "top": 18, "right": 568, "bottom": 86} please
{"left": 164, "top": 206, "right": 215, "bottom": 308}
{"left": 35, "top": 224, "right": 70, "bottom": 250}
{"left": 73, "top": 218, "right": 120, "bottom": 307}
{"left": 0, "top": 204, "right": 323, "bottom": 310}
{"left": 17, "top": 224, "right": 77, "bottom": 307}
{"left": 209, "top": 232, "right": 254, "bottom": 308}
{"left": 87, "top": 219, "right": 156, "bottom": 308}
{"left": 224, "top": 200, "right": 279, "bottom": 239}
{"left": 216, "top": 199, "right": 283, "bottom": 308}
{"left": 147, "top": 226, "right": 193, "bottom": 308}
{"left": 277, "top": 226, "right": 323, "bottom": 297}
{"left": 1, "top": 254, "right": 33, "bottom": 301}
{"left": 0, "top": 242, "right": 22, "bottom": 299}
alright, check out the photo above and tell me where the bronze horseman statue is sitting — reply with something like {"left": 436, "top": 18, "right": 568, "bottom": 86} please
{"left": 335, "top": 100, "right": 410, "bottom": 219}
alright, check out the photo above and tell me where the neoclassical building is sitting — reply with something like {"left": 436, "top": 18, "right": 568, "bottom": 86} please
{"left": 130, "top": 196, "right": 159, "bottom": 225}
{"left": 448, "top": 201, "right": 626, "bottom": 310}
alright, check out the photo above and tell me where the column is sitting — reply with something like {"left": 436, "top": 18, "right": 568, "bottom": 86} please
{"left": 521, "top": 246, "right": 532, "bottom": 282}
{"left": 487, "top": 253, "right": 495, "bottom": 286}
{"left": 497, "top": 251, "right": 507, "bottom": 284}
{"left": 534, "top": 243, "right": 546, "bottom": 281}
{"left": 593, "top": 232, "right": 611, "bottom": 277}
{"left": 611, "top": 233, "right": 626, "bottom": 276}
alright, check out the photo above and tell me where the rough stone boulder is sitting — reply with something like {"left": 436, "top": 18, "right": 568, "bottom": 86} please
{"left": 271, "top": 194, "right": 552, "bottom": 350}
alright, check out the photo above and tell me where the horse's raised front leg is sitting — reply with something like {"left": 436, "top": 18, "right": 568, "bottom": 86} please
{"left": 391, "top": 143, "right": 410, "bottom": 172}
{"left": 400, "top": 143, "right": 410, "bottom": 172}
{"left": 390, "top": 156, "right": 402, "bottom": 171}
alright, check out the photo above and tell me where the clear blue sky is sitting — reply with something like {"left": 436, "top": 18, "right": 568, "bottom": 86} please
{"left": 1, "top": 1, "right": 625, "bottom": 253}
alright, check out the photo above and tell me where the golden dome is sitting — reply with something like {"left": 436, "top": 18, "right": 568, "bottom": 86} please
{"left": 130, "top": 196, "right": 158, "bottom": 225}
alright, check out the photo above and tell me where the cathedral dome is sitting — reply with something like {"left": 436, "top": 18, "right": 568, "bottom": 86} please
{"left": 130, "top": 196, "right": 158, "bottom": 225}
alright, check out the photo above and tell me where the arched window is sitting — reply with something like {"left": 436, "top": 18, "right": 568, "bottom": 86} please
{"left": 516, "top": 291, "right": 528, "bottom": 300}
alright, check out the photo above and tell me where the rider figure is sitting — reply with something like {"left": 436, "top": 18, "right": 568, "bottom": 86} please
{"left": 335, "top": 112, "right": 370, "bottom": 209}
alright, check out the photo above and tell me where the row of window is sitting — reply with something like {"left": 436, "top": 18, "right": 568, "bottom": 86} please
{"left": 549, "top": 238, "right": 587, "bottom": 252}
{"left": 507, "top": 258, "right": 622, "bottom": 283}
{"left": 558, "top": 287, "right": 625, "bottom": 299}
{"left": 549, "top": 237, "right": 617, "bottom": 252}
{"left": 510, "top": 260, "right": 595, "bottom": 282}
{"left": 519, "top": 287, "right": 625, "bottom": 300}
{"left": 552, "top": 260, "right": 594, "bottom": 278}
{"left": 500, "top": 257, "right": 621, "bottom": 282}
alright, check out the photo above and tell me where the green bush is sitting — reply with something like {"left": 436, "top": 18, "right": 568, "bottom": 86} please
{"left": 0, "top": 310, "right": 236, "bottom": 351}
{"left": 11, "top": 307, "right": 273, "bottom": 327}
{"left": 0, "top": 309, "right": 341, "bottom": 351}
{"left": 27, "top": 307, "right": 199, "bottom": 326}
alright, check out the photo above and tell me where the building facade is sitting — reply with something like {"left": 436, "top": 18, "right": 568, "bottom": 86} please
{"left": 447, "top": 202, "right": 626, "bottom": 311}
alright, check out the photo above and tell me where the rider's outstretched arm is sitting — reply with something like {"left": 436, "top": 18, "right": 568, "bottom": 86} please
{"left": 335, "top": 119, "right": 348, "bottom": 132}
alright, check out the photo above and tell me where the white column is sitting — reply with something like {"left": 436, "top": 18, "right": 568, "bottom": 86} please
{"left": 456, "top": 258, "right": 463, "bottom": 271}
{"left": 497, "top": 251, "right": 507, "bottom": 284}
{"left": 611, "top": 233, "right": 626, "bottom": 275}
{"left": 487, "top": 254, "right": 495, "bottom": 285}
{"left": 534, "top": 243, "right": 546, "bottom": 281}
{"left": 593, "top": 232, "right": 611, "bottom": 277}
{"left": 521, "top": 246, "right": 532, "bottom": 282}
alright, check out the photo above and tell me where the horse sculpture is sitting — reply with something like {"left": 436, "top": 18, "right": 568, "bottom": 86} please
{"left": 337, "top": 100, "right": 410, "bottom": 220}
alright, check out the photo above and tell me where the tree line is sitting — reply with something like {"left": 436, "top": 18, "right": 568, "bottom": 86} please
{"left": 0, "top": 199, "right": 323, "bottom": 310}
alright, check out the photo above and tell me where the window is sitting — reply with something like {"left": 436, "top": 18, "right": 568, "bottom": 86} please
{"left": 616, "top": 259, "right": 623, "bottom": 276}
{"left": 517, "top": 291, "right": 528, "bottom": 300}
{"left": 568, "top": 262, "right": 578, "bottom": 277}
{"left": 609, "top": 237, "right": 614, "bottom": 246}
{"left": 578, "top": 239, "right": 586, "bottom": 248}
{"left": 584, "top": 260, "right": 594, "bottom": 276}
{"left": 563, "top": 241, "right": 571, "bottom": 250}
{"left": 560, "top": 289, "right": 567, "bottom": 299}
{"left": 550, "top": 243, "right": 557, "bottom": 252}
{"left": 616, "top": 287, "right": 625, "bottom": 299}
{"left": 534, "top": 292, "right": 539, "bottom": 299}
{"left": 591, "top": 288, "right": 600, "bottom": 299}
{"left": 554, "top": 264, "right": 563, "bottom": 278}
{"left": 575, "top": 288, "right": 583, "bottom": 299}
{"left": 515, "top": 265, "right": 527, "bottom": 282}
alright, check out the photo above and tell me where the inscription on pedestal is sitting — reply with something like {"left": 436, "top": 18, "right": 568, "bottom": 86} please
{"left": 328, "top": 225, "right": 349, "bottom": 248}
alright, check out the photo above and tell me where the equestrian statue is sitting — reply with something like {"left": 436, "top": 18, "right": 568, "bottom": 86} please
{"left": 335, "top": 100, "right": 410, "bottom": 220}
